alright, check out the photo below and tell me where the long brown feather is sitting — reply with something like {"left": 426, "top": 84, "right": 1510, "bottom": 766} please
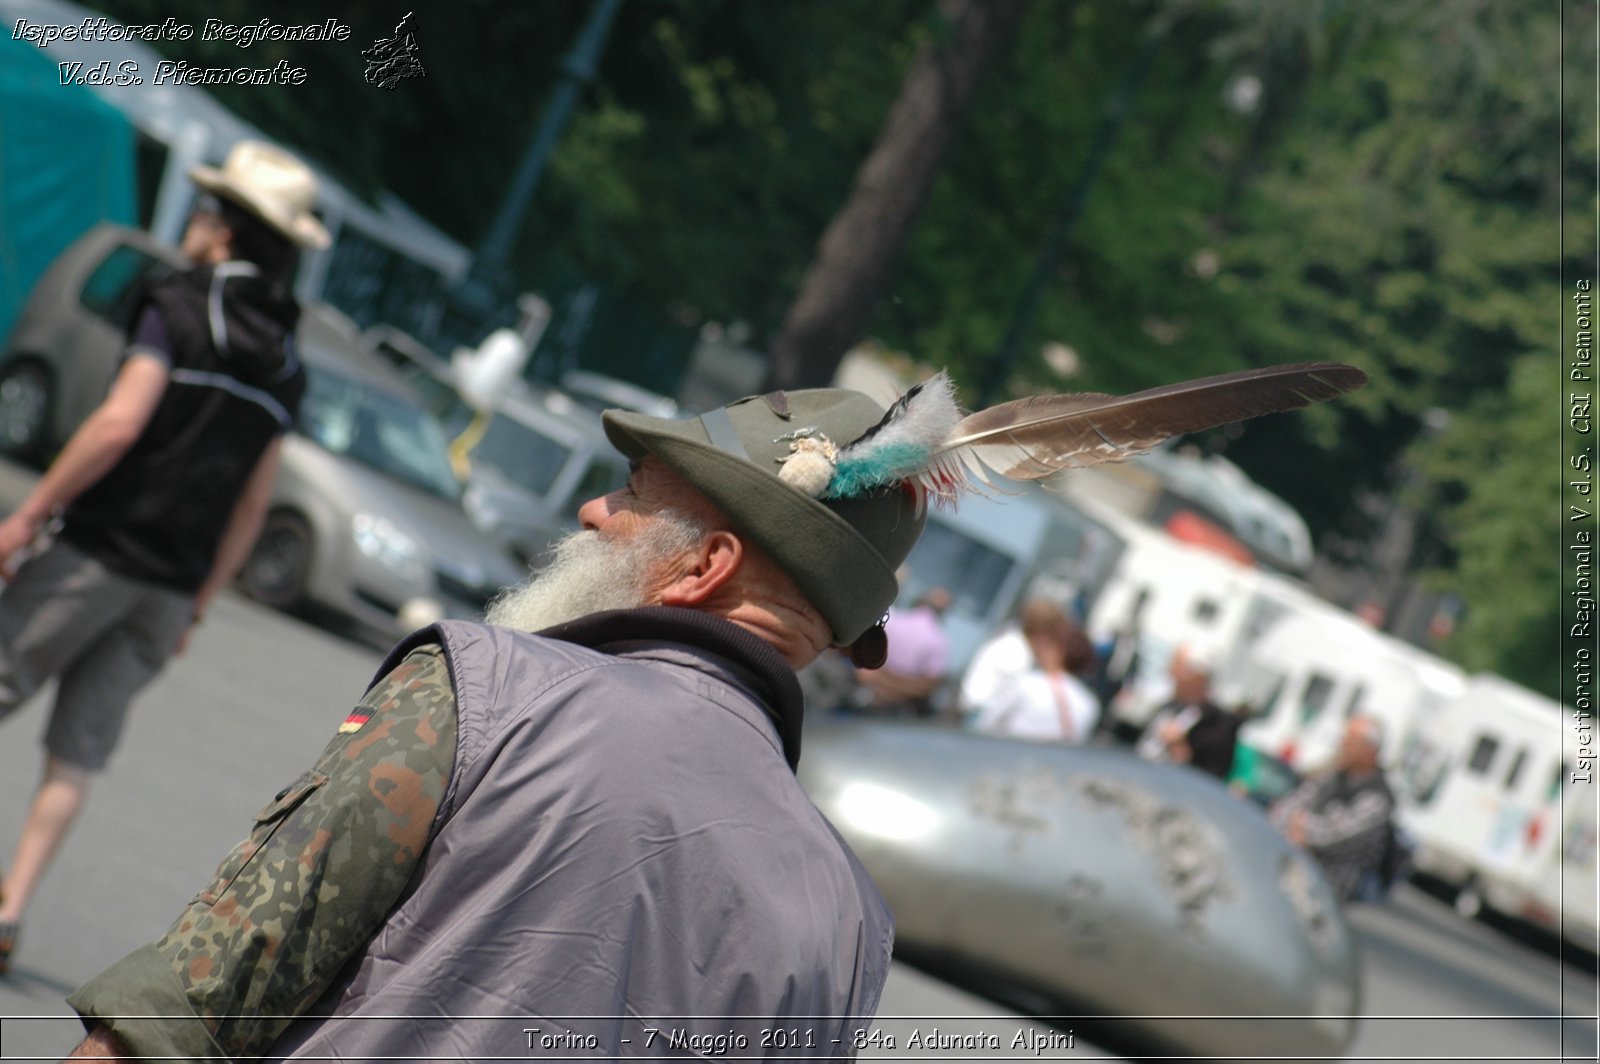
{"left": 921, "top": 361, "right": 1367, "bottom": 494}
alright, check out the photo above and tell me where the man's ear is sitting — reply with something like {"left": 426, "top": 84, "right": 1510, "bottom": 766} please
{"left": 658, "top": 530, "right": 742, "bottom": 607}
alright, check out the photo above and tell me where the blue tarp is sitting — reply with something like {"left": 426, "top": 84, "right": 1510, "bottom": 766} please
{"left": 0, "top": 30, "right": 137, "bottom": 338}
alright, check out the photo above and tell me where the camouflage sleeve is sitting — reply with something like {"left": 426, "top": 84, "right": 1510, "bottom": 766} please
{"left": 68, "top": 645, "right": 458, "bottom": 1062}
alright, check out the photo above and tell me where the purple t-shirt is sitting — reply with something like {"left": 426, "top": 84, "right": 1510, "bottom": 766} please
{"left": 882, "top": 604, "right": 949, "bottom": 677}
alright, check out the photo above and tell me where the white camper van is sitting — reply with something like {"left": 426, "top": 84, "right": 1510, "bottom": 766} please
{"left": 1230, "top": 609, "right": 1466, "bottom": 777}
{"left": 1403, "top": 675, "right": 1596, "bottom": 949}
{"left": 1072, "top": 498, "right": 1334, "bottom": 737}
{"left": 1523, "top": 777, "right": 1599, "bottom": 953}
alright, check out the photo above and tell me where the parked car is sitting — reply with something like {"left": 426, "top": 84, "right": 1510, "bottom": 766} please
{"left": 455, "top": 384, "right": 629, "bottom": 565}
{"left": 559, "top": 368, "right": 680, "bottom": 419}
{"left": 0, "top": 223, "right": 181, "bottom": 462}
{"left": 367, "top": 328, "right": 628, "bottom": 566}
{"left": 0, "top": 222, "right": 523, "bottom": 639}
{"left": 240, "top": 307, "right": 525, "bottom": 637}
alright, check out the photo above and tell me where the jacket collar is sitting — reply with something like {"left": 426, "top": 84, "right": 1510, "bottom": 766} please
{"left": 537, "top": 606, "right": 806, "bottom": 770}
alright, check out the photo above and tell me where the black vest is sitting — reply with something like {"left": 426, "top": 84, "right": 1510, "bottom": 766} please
{"left": 63, "top": 263, "right": 305, "bottom": 592}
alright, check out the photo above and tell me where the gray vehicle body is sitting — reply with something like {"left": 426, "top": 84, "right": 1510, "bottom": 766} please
{"left": 0, "top": 223, "right": 522, "bottom": 639}
{"left": 558, "top": 368, "right": 680, "bottom": 419}
{"left": 369, "top": 331, "right": 627, "bottom": 567}
{"left": 797, "top": 719, "right": 1360, "bottom": 1062}
{"left": 273, "top": 310, "right": 525, "bottom": 637}
{"left": 0, "top": 223, "right": 181, "bottom": 460}
{"left": 457, "top": 384, "right": 628, "bottom": 564}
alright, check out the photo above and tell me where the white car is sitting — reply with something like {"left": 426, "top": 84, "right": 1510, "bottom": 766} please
{"left": 368, "top": 329, "right": 629, "bottom": 567}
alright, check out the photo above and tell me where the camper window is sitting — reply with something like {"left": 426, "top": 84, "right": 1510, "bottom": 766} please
{"left": 1503, "top": 747, "right": 1528, "bottom": 791}
{"left": 1298, "top": 673, "right": 1335, "bottom": 726}
{"left": 1466, "top": 735, "right": 1499, "bottom": 775}
{"left": 1237, "top": 663, "right": 1286, "bottom": 721}
{"left": 1400, "top": 735, "right": 1448, "bottom": 805}
{"left": 1343, "top": 683, "right": 1367, "bottom": 719}
{"left": 1191, "top": 597, "right": 1220, "bottom": 623}
{"left": 1240, "top": 595, "right": 1288, "bottom": 646}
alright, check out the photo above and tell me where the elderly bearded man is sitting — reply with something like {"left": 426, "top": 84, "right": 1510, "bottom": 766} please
{"left": 66, "top": 390, "right": 919, "bottom": 1061}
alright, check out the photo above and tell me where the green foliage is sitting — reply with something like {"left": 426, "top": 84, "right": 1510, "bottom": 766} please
{"left": 890, "top": 1, "right": 1245, "bottom": 397}
{"left": 74, "top": 0, "right": 1588, "bottom": 684}
{"left": 873, "top": 0, "right": 1580, "bottom": 688}
{"left": 1419, "top": 354, "right": 1563, "bottom": 699}
{"left": 529, "top": 0, "right": 924, "bottom": 321}
{"left": 1216, "top": 1, "right": 1581, "bottom": 679}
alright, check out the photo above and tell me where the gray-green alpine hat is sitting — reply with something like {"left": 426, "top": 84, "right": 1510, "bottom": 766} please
{"left": 602, "top": 389, "right": 928, "bottom": 647}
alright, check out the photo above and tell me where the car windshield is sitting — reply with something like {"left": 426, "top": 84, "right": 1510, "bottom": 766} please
{"left": 299, "top": 365, "right": 462, "bottom": 501}
{"left": 400, "top": 366, "right": 474, "bottom": 431}
{"left": 471, "top": 413, "right": 576, "bottom": 499}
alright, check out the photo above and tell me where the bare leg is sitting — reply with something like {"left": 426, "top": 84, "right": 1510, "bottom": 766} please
{"left": 0, "top": 755, "right": 91, "bottom": 924}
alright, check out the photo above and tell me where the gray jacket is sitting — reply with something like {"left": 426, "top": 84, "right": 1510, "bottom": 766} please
{"left": 270, "top": 610, "right": 893, "bottom": 1060}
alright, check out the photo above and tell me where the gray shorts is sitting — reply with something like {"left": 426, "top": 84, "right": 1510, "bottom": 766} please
{"left": 0, "top": 540, "right": 192, "bottom": 771}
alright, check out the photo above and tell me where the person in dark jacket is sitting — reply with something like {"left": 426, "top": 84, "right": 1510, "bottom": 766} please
{"left": 1271, "top": 715, "right": 1397, "bottom": 902}
{"left": 1135, "top": 647, "right": 1241, "bottom": 780}
{"left": 0, "top": 141, "right": 327, "bottom": 969}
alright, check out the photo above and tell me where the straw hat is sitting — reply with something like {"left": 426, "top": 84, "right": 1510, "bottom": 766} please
{"left": 189, "top": 140, "right": 331, "bottom": 249}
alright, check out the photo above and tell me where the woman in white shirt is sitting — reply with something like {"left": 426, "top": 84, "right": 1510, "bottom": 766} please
{"left": 970, "top": 616, "right": 1102, "bottom": 743}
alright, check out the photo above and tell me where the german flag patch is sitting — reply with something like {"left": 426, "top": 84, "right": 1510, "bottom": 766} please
{"left": 339, "top": 709, "right": 373, "bottom": 735}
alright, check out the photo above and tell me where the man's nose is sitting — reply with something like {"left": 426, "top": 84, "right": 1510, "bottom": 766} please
{"left": 576, "top": 492, "right": 614, "bottom": 531}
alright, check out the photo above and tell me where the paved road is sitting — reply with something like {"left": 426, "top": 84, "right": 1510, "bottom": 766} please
{"left": 0, "top": 456, "right": 1594, "bottom": 1062}
{"left": 1339, "top": 884, "right": 1596, "bottom": 1062}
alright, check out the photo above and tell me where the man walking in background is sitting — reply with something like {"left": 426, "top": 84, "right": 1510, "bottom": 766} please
{"left": 1271, "top": 715, "right": 1399, "bottom": 902}
{"left": 0, "top": 141, "right": 326, "bottom": 971}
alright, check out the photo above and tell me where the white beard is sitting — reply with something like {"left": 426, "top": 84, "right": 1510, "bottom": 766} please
{"left": 485, "top": 513, "right": 706, "bottom": 633}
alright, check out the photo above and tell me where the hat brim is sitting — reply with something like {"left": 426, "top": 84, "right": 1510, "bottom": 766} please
{"left": 603, "top": 408, "right": 907, "bottom": 645}
{"left": 190, "top": 164, "right": 332, "bottom": 249}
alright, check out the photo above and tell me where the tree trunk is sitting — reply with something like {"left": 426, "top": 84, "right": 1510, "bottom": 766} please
{"left": 764, "top": 0, "right": 1029, "bottom": 390}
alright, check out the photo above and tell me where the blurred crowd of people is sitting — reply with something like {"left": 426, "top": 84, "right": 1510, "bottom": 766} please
{"left": 806, "top": 590, "right": 1401, "bottom": 905}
